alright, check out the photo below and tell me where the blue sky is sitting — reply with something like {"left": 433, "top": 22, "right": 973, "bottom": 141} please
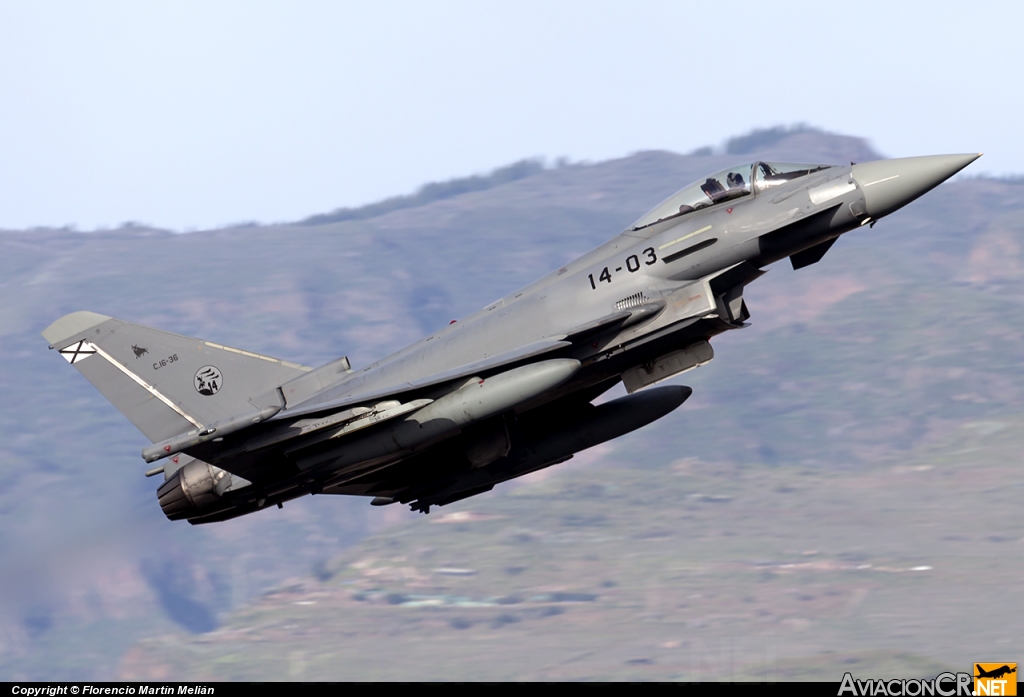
{"left": 0, "top": 1, "right": 1019, "bottom": 230}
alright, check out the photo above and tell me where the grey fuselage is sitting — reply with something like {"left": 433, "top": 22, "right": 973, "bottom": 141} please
{"left": 299, "top": 163, "right": 868, "bottom": 411}
{"left": 135, "top": 153, "right": 983, "bottom": 521}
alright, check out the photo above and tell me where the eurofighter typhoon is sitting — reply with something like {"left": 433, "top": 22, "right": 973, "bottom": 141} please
{"left": 43, "top": 154, "right": 979, "bottom": 523}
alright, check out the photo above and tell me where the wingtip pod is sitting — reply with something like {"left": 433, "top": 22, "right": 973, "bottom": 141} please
{"left": 141, "top": 403, "right": 284, "bottom": 463}
{"left": 41, "top": 310, "right": 112, "bottom": 348}
{"left": 851, "top": 153, "right": 982, "bottom": 220}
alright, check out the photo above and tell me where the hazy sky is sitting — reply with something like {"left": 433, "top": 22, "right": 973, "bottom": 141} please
{"left": 1, "top": 1, "right": 1020, "bottom": 230}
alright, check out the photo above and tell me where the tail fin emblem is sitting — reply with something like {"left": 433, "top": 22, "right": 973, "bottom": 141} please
{"left": 194, "top": 365, "right": 223, "bottom": 396}
{"left": 59, "top": 340, "right": 97, "bottom": 364}
{"left": 131, "top": 344, "right": 149, "bottom": 358}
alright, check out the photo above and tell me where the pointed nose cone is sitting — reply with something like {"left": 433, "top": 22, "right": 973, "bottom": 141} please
{"left": 852, "top": 153, "right": 981, "bottom": 219}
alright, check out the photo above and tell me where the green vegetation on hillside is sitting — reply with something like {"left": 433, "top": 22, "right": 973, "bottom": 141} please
{"left": 298, "top": 159, "right": 546, "bottom": 226}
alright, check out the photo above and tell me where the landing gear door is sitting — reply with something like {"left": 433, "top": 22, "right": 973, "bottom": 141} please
{"left": 622, "top": 340, "right": 714, "bottom": 394}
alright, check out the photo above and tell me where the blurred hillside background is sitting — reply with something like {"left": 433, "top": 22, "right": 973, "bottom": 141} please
{"left": 1, "top": 126, "right": 1022, "bottom": 679}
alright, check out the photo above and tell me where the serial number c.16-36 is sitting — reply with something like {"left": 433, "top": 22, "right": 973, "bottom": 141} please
{"left": 153, "top": 354, "right": 179, "bottom": 370}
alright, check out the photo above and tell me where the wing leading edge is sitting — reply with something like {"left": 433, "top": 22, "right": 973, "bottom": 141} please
{"left": 277, "top": 338, "right": 573, "bottom": 419}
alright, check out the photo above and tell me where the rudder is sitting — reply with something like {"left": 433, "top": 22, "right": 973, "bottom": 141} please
{"left": 43, "top": 311, "right": 311, "bottom": 443}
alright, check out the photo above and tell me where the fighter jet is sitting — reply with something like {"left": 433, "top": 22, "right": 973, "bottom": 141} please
{"left": 42, "top": 153, "right": 980, "bottom": 523}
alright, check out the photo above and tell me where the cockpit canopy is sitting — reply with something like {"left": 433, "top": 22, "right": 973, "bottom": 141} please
{"left": 630, "top": 161, "right": 833, "bottom": 230}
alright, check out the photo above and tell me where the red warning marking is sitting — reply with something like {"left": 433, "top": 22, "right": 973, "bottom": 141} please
{"left": 727, "top": 207, "right": 733, "bottom": 213}
{"left": 172, "top": 456, "right": 179, "bottom": 464}
{"left": 450, "top": 320, "right": 457, "bottom": 325}
{"left": 164, "top": 445, "right": 171, "bottom": 452}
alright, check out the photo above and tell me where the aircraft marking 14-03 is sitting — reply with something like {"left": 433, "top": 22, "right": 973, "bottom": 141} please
{"left": 587, "top": 247, "right": 658, "bottom": 288}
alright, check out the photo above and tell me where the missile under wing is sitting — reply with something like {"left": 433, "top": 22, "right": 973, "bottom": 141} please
{"left": 42, "top": 153, "right": 981, "bottom": 523}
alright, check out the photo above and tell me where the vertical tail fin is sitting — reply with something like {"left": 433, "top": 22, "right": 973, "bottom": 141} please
{"left": 43, "top": 311, "right": 311, "bottom": 443}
